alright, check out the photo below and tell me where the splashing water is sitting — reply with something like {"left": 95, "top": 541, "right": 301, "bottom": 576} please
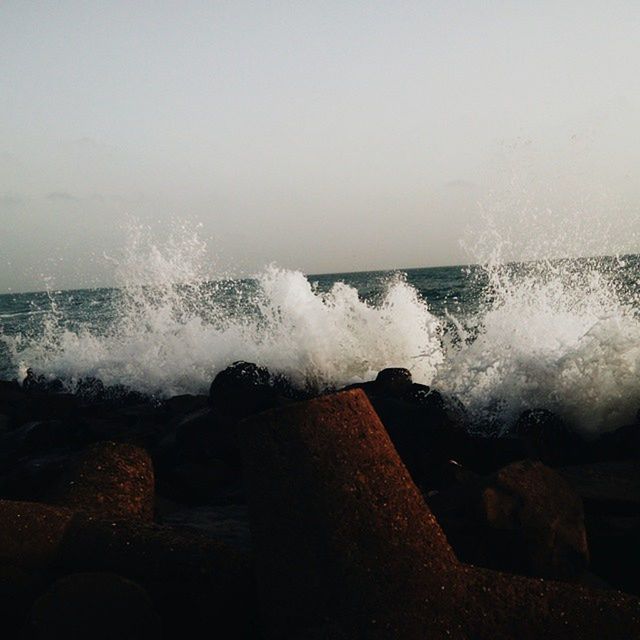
{"left": 436, "top": 257, "right": 640, "bottom": 434}
{"left": 1, "top": 225, "right": 444, "bottom": 397}
{"left": 1, "top": 222, "right": 639, "bottom": 435}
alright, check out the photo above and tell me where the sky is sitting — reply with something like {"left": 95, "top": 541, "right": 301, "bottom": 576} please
{"left": 1, "top": 1, "right": 639, "bottom": 292}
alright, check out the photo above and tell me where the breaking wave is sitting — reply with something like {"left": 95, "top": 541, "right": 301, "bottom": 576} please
{"left": 2, "top": 223, "right": 640, "bottom": 435}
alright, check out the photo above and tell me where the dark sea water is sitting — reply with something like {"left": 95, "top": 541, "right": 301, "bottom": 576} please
{"left": 1, "top": 255, "right": 640, "bottom": 436}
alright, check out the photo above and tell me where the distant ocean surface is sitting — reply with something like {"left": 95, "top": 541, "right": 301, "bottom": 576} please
{"left": 1, "top": 254, "right": 640, "bottom": 436}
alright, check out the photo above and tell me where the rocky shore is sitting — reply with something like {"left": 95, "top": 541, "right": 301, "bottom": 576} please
{"left": 0, "top": 363, "right": 639, "bottom": 638}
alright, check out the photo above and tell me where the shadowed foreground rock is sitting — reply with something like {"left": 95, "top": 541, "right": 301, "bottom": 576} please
{"left": 239, "top": 389, "right": 640, "bottom": 639}
{"left": 28, "top": 572, "right": 161, "bottom": 639}
{"left": 46, "top": 441, "right": 155, "bottom": 521}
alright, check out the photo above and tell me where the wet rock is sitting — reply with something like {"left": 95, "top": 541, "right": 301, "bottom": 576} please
{"left": 587, "top": 515, "right": 640, "bottom": 595}
{"left": 0, "top": 500, "right": 75, "bottom": 568}
{"left": 428, "top": 460, "right": 590, "bottom": 580}
{"left": 28, "top": 572, "right": 161, "bottom": 640}
{"left": 23, "top": 369, "right": 65, "bottom": 394}
{"left": 239, "top": 389, "right": 640, "bottom": 639}
{"left": 1, "top": 419, "right": 87, "bottom": 456}
{"left": 169, "top": 460, "right": 232, "bottom": 503}
{"left": 558, "top": 461, "right": 640, "bottom": 515}
{"left": 0, "top": 563, "right": 46, "bottom": 635}
{"left": 480, "top": 460, "right": 588, "bottom": 578}
{"left": 595, "top": 423, "right": 640, "bottom": 461}
{"left": 174, "top": 408, "right": 240, "bottom": 465}
{"left": 374, "top": 367, "right": 413, "bottom": 396}
{"left": 0, "top": 380, "right": 77, "bottom": 428}
{"left": 366, "top": 391, "right": 471, "bottom": 490}
{"left": 514, "top": 408, "right": 585, "bottom": 466}
{"left": 209, "top": 361, "right": 277, "bottom": 419}
{"left": 59, "top": 518, "right": 256, "bottom": 639}
{"left": 47, "top": 442, "right": 155, "bottom": 522}
{"left": 159, "top": 504, "right": 251, "bottom": 551}
{"left": 0, "top": 451, "right": 72, "bottom": 502}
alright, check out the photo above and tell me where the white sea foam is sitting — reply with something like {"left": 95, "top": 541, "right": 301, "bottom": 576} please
{"left": 435, "top": 259, "right": 640, "bottom": 435}
{"left": 4, "top": 225, "right": 444, "bottom": 398}
{"left": 3, "top": 222, "right": 640, "bottom": 435}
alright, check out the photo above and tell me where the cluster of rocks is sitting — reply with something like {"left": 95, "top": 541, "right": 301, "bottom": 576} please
{"left": 0, "top": 363, "right": 638, "bottom": 637}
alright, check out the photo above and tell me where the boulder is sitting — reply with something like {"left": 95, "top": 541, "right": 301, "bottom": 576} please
{"left": 558, "top": 461, "right": 640, "bottom": 515}
{"left": 513, "top": 408, "right": 585, "bottom": 466}
{"left": 478, "top": 460, "right": 588, "bottom": 578}
{"left": 239, "top": 389, "right": 640, "bottom": 639}
{"left": 209, "top": 361, "right": 277, "bottom": 420}
{"left": 46, "top": 442, "right": 155, "bottom": 521}
{"left": 59, "top": 518, "right": 256, "bottom": 639}
{"left": 28, "top": 572, "right": 161, "bottom": 639}
{"left": 0, "top": 500, "right": 75, "bottom": 568}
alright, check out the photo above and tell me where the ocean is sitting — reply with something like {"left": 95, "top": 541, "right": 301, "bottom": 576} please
{"left": 1, "top": 252, "right": 639, "bottom": 437}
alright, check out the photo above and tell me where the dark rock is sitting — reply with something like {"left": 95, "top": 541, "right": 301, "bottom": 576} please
{"left": 558, "top": 461, "right": 640, "bottom": 515}
{"left": 1, "top": 419, "right": 87, "bottom": 456}
{"left": 73, "top": 376, "right": 106, "bottom": 401}
{"left": 0, "top": 500, "right": 75, "bottom": 568}
{"left": 0, "top": 563, "right": 46, "bottom": 635}
{"left": 429, "top": 460, "right": 589, "bottom": 580}
{"left": 46, "top": 442, "right": 155, "bottom": 521}
{"left": 239, "top": 389, "right": 640, "bottom": 639}
{"left": 174, "top": 408, "right": 240, "bottom": 464}
{"left": 28, "top": 572, "right": 161, "bottom": 639}
{"left": 514, "top": 408, "right": 585, "bottom": 466}
{"left": 0, "top": 451, "right": 72, "bottom": 502}
{"left": 480, "top": 460, "right": 588, "bottom": 578}
{"left": 209, "top": 361, "right": 277, "bottom": 419}
{"left": 374, "top": 367, "right": 413, "bottom": 396}
{"left": 596, "top": 423, "right": 640, "bottom": 461}
{"left": 159, "top": 504, "right": 251, "bottom": 551}
{"left": 23, "top": 369, "right": 65, "bottom": 394}
{"left": 59, "top": 518, "right": 256, "bottom": 639}
{"left": 366, "top": 392, "right": 471, "bottom": 490}
{"left": 587, "top": 515, "right": 640, "bottom": 595}
{"left": 169, "top": 460, "right": 232, "bottom": 503}
{"left": 0, "top": 380, "right": 77, "bottom": 428}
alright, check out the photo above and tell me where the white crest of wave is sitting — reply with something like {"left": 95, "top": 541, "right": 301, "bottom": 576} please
{"left": 10, "top": 225, "right": 444, "bottom": 396}
{"left": 436, "top": 259, "right": 640, "bottom": 435}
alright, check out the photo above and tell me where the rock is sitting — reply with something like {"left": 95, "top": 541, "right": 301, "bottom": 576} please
{"left": 366, "top": 392, "right": 471, "bottom": 490}
{"left": 513, "top": 408, "right": 585, "bottom": 466}
{"left": 0, "top": 451, "right": 72, "bottom": 502}
{"left": 587, "top": 515, "right": 640, "bottom": 595}
{"left": 169, "top": 460, "right": 232, "bottom": 503}
{"left": 0, "top": 563, "right": 46, "bottom": 635}
{"left": 159, "top": 504, "right": 251, "bottom": 551}
{"left": 239, "top": 389, "right": 640, "bottom": 639}
{"left": 1, "top": 419, "right": 87, "bottom": 456}
{"left": 429, "top": 460, "right": 590, "bottom": 580}
{"left": 0, "top": 380, "right": 77, "bottom": 428}
{"left": 596, "top": 422, "right": 640, "bottom": 460}
{"left": 0, "top": 500, "right": 75, "bottom": 568}
{"left": 479, "top": 460, "right": 588, "bottom": 579}
{"left": 209, "top": 361, "right": 277, "bottom": 419}
{"left": 28, "top": 572, "right": 161, "bottom": 639}
{"left": 374, "top": 368, "right": 413, "bottom": 396}
{"left": 174, "top": 409, "right": 240, "bottom": 465}
{"left": 23, "top": 369, "right": 65, "bottom": 394}
{"left": 46, "top": 442, "right": 155, "bottom": 521}
{"left": 59, "top": 518, "right": 256, "bottom": 639}
{"left": 558, "top": 461, "right": 640, "bottom": 515}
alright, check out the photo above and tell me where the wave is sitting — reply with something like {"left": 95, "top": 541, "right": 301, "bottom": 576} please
{"left": 2, "top": 224, "right": 639, "bottom": 436}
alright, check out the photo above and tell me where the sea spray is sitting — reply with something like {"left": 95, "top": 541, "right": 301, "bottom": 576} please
{"left": 435, "top": 257, "right": 640, "bottom": 434}
{"left": 1, "top": 224, "right": 444, "bottom": 397}
{"left": 1, "top": 223, "right": 639, "bottom": 435}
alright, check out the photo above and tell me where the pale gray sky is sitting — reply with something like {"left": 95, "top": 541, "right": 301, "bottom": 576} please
{"left": 1, "top": 1, "right": 639, "bottom": 292}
